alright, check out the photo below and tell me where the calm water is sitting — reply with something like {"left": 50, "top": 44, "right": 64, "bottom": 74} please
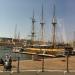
{"left": 0, "top": 46, "right": 32, "bottom": 60}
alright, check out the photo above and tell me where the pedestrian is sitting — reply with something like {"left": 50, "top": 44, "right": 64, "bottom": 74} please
{"left": 0, "top": 58, "right": 4, "bottom": 65}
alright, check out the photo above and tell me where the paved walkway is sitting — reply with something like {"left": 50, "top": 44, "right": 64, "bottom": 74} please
{"left": 0, "top": 56, "right": 75, "bottom": 75}
{"left": 0, "top": 71, "right": 75, "bottom": 75}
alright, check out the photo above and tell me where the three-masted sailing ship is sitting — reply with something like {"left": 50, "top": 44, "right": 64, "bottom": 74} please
{"left": 13, "top": 5, "right": 73, "bottom": 59}
{"left": 24, "top": 5, "right": 66, "bottom": 58}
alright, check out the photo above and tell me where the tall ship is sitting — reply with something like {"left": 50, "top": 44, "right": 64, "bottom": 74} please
{"left": 24, "top": 5, "right": 65, "bottom": 57}
{"left": 13, "top": 5, "right": 73, "bottom": 58}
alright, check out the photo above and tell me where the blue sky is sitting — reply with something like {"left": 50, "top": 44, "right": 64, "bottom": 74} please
{"left": 0, "top": 0, "right": 75, "bottom": 42}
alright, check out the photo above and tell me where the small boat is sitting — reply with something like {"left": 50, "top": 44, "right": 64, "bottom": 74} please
{"left": 12, "top": 47, "right": 23, "bottom": 53}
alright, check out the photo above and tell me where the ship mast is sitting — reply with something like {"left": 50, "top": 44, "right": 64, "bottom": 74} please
{"left": 40, "top": 5, "right": 45, "bottom": 45}
{"left": 18, "top": 31, "right": 20, "bottom": 42}
{"left": 31, "top": 10, "right": 35, "bottom": 45}
{"left": 52, "top": 5, "right": 57, "bottom": 48}
{"left": 14, "top": 24, "right": 17, "bottom": 39}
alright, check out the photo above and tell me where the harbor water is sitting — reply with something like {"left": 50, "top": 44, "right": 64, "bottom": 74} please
{"left": 0, "top": 46, "right": 32, "bottom": 60}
